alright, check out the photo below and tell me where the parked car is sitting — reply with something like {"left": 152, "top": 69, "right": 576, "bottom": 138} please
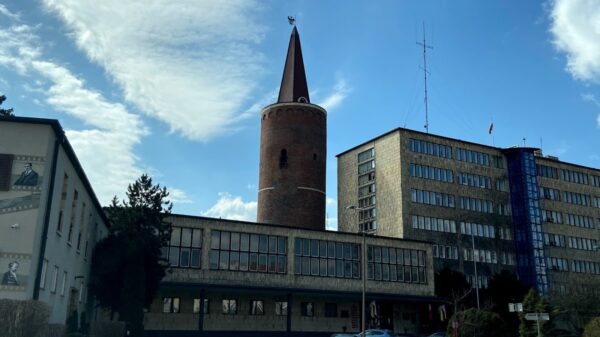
{"left": 354, "top": 329, "right": 396, "bottom": 337}
{"left": 331, "top": 334, "right": 355, "bottom": 337}
{"left": 395, "top": 332, "right": 417, "bottom": 337}
{"left": 427, "top": 332, "right": 447, "bottom": 337}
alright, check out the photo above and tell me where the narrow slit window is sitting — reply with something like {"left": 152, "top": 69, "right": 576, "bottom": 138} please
{"left": 279, "top": 149, "right": 288, "bottom": 169}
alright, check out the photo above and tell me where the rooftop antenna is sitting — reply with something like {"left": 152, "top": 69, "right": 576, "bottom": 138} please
{"left": 417, "top": 21, "right": 433, "bottom": 133}
{"left": 523, "top": 138, "right": 526, "bottom": 147}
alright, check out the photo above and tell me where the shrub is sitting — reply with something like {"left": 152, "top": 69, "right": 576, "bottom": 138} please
{"left": 447, "top": 308, "right": 509, "bottom": 337}
{"left": 583, "top": 317, "right": 600, "bottom": 337}
{"left": 89, "top": 321, "right": 126, "bottom": 337}
{"left": 0, "top": 299, "right": 50, "bottom": 337}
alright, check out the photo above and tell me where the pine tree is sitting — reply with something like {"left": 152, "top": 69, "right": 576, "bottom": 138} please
{"left": 89, "top": 174, "right": 172, "bottom": 337}
{"left": 0, "top": 95, "right": 15, "bottom": 117}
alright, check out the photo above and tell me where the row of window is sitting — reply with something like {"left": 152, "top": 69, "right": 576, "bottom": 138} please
{"left": 408, "top": 138, "right": 452, "bottom": 159}
{"left": 294, "top": 238, "right": 361, "bottom": 279}
{"left": 539, "top": 187, "right": 561, "bottom": 201}
{"left": 411, "top": 215, "right": 457, "bottom": 233}
{"left": 499, "top": 252, "right": 517, "bottom": 265}
{"left": 39, "top": 260, "right": 84, "bottom": 302}
{"left": 466, "top": 274, "right": 490, "bottom": 289}
{"left": 537, "top": 164, "right": 559, "bottom": 179}
{"left": 409, "top": 163, "right": 454, "bottom": 183}
{"left": 546, "top": 257, "right": 569, "bottom": 271}
{"left": 162, "top": 298, "right": 287, "bottom": 316}
{"left": 209, "top": 230, "right": 287, "bottom": 274}
{"left": 564, "top": 213, "right": 596, "bottom": 229}
{"left": 432, "top": 245, "right": 458, "bottom": 260}
{"left": 460, "top": 222, "right": 496, "bottom": 238}
{"left": 571, "top": 260, "right": 600, "bottom": 275}
{"left": 164, "top": 227, "right": 202, "bottom": 268}
{"left": 358, "top": 195, "right": 376, "bottom": 208}
{"left": 458, "top": 196, "right": 494, "bottom": 214}
{"left": 544, "top": 233, "right": 599, "bottom": 251}
{"left": 463, "top": 248, "right": 497, "bottom": 264}
{"left": 455, "top": 148, "right": 490, "bottom": 166}
{"left": 563, "top": 191, "right": 592, "bottom": 207}
{"left": 561, "top": 169, "right": 590, "bottom": 185}
{"left": 410, "top": 189, "right": 455, "bottom": 208}
{"left": 456, "top": 172, "right": 491, "bottom": 189}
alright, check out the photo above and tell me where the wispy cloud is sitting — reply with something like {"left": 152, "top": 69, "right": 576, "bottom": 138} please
{"left": 168, "top": 188, "right": 193, "bottom": 205}
{"left": 43, "top": 0, "right": 267, "bottom": 141}
{"left": 202, "top": 193, "right": 257, "bottom": 221}
{"left": 317, "top": 78, "right": 351, "bottom": 111}
{"left": 0, "top": 4, "right": 20, "bottom": 20}
{"left": 581, "top": 93, "right": 600, "bottom": 127}
{"left": 0, "top": 11, "right": 191, "bottom": 205}
{"left": 549, "top": 0, "right": 600, "bottom": 82}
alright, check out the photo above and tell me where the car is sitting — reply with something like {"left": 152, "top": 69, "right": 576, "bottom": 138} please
{"left": 354, "top": 329, "right": 396, "bottom": 337}
{"left": 427, "top": 332, "right": 447, "bottom": 337}
{"left": 331, "top": 334, "right": 355, "bottom": 337}
{"left": 395, "top": 332, "right": 417, "bottom": 337}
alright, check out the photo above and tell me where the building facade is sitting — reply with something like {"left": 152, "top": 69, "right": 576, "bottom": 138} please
{"left": 145, "top": 214, "right": 435, "bottom": 336}
{"left": 0, "top": 117, "right": 109, "bottom": 325}
{"left": 337, "top": 128, "right": 600, "bottom": 296}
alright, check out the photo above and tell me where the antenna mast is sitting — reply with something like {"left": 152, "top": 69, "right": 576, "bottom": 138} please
{"left": 417, "top": 22, "right": 433, "bottom": 133}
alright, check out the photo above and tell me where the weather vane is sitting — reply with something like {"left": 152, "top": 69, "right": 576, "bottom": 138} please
{"left": 288, "top": 16, "right": 295, "bottom": 26}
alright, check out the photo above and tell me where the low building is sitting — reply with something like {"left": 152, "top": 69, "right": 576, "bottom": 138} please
{"left": 0, "top": 116, "right": 109, "bottom": 326}
{"left": 145, "top": 214, "right": 437, "bottom": 336}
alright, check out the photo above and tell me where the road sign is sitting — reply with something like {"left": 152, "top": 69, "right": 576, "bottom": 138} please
{"left": 525, "top": 313, "right": 550, "bottom": 321}
{"left": 509, "top": 303, "right": 524, "bottom": 312}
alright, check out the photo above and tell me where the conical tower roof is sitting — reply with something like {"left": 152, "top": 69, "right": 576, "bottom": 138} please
{"left": 278, "top": 26, "right": 310, "bottom": 103}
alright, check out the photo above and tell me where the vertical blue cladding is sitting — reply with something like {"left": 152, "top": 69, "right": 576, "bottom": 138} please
{"left": 504, "top": 148, "right": 548, "bottom": 295}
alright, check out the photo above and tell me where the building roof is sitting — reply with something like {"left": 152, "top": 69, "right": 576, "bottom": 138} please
{"left": 336, "top": 126, "right": 599, "bottom": 171}
{"left": 0, "top": 116, "right": 110, "bottom": 226}
{"left": 277, "top": 26, "right": 310, "bottom": 103}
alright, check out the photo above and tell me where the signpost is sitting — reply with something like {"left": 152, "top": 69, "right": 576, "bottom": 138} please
{"left": 525, "top": 312, "right": 550, "bottom": 337}
{"left": 508, "top": 303, "right": 523, "bottom": 313}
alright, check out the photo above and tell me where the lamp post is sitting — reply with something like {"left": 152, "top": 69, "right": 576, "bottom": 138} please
{"left": 471, "top": 233, "right": 480, "bottom": 309}
{"left": 346, "top": 205, "right": 370, "bottom": 336}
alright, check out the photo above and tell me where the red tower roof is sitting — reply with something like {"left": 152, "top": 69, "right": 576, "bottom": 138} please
{"left": 277, "top": 26, "right": 310, "bottom": 103}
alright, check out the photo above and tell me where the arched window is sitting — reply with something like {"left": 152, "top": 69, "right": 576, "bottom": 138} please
{"left": 279, "top": 149, "right": 288, "bottom": 169}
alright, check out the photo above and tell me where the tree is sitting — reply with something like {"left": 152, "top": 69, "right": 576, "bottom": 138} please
{"left": 487, "top": 270, "right": 529, "bottom": 335}
{"left": 435, "top": 268, "right": 472, "bottom": 314}
{"left": 583, "top": 317, "right": 600, "bottom": 337}
{"left": 447, "top": 308, "right": 509, "bottom": 337}
{"left": 0, "top": 95, "right": 14, "bottom": 117}
{"left": 519, "top": 289, "right": 552, "bottom": 337}
{"left": 89, "top": 174, "right": 172, "bottom": 337}
{"left": 550, "top": 277, "right": 600, "bottom": 333}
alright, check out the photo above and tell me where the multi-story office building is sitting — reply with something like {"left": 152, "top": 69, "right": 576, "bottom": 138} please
{"left": 338, "top": 128, "right": 599, "bottom": 296}
{"left": 0, "top": 117, "right": 109, "bottom": 326}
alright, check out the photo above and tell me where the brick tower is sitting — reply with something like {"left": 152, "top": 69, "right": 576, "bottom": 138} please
{"left": 257, "top": 26, "right": 326, "bottom": 230}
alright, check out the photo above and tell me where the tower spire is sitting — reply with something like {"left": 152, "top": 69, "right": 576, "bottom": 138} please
{"left": 278, "top": 26, "right": 310, "bottom": 103}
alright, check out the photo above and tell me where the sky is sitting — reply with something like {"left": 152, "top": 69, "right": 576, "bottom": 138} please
{"left": 1, "top": 0, "right": 599, "bottom": 230}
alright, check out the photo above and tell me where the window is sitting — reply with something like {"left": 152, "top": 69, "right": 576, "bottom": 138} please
{"left": 408, "top": 138, "right": 451, "bottom": 159}
{"left": 39, "top": 259, "right": 48, "bottom": 289}
{"left": 358, "top": 148, "right": 375, "bottom": 162}
{"left": 410, "top": 189, "right": 455, "bottom": 208}
{"left": 51, "top": 266, "right": 59, "bottom": 293}
{"left": 301, "top": 302, "right": 314, "bottom": 317}
{"left": 279, "top": 149, "right": 288, "bottom": 169}
{"left": 163, "top": 297, "right": 180, "bottom": 313}
{"left": 294, "top": 238, "right": 360, "bottom": 279}
{"left": 409, "top": 163, "right": 453, "bottom": 183}
{"left": 67, "top": 190, "right": 79, "bottom": 242}
{"left": 455, "top": 148, "right": 490, "bottom": 166}
{"left": 368, "top": 245, "right": 426, "bottom": 284}
{"left": 358, "top": 160, "right": 375, "bottom": 174}
{"left": 275, "top": 301, "right": 288, "bottom": 316}
{"left": 250, "top": 300, "right": 264, "bottom": 315}
{"left": 412, "top": 215, "right": 456, "bottom": 234}
{"left": 60, "top": 271, "right": 67, "bottom": 296}
{"left": 325, "top": 303, "right": 338, "bottom": 317}
{"left": 210, "top": 230, "right": 286, "bottom": 274}
{"left": 222, "top": 299, "right": 237, "bottom": 315}
{"left": 57, "top": 174, "right": 68, "bottom": 233}
{"left": 165, "top": 227, "right": 202, "bottom": 268}
{"left": 193, "top": 298, "right": 209, "bottom": 314}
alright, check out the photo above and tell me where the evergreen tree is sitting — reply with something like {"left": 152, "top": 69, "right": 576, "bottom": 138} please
{"left": 487, "top": 270, "right": 528, "bottom": 334}
{"left": 0, "top": 95, "right": 14, "bottom": 117}
{"left": 519, "top": 289, "right": 552, "bottom": 337}
{"left": 89, "top": 174, "right": 172, "bottom": 337}
{"left": 447, "top": 308, "right": 509, "bottom": 337}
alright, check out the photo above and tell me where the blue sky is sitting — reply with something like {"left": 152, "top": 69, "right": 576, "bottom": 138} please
{"left": 1, "top": 1, "right": 599, "bottom": 229}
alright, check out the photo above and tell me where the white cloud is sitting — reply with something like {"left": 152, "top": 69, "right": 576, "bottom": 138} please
{"left": 325, "top": 197, "right": 338, "bottom": 231}
{"left": 43, "top": 0, "right": 267, "bottom": 141}
{"left": 202, "top": 193, "right": 257, "bottom": 221}
{"left": 168, "top": 188, "right": 193, "bottom": 205}
{"left": 0, "top": 17, "right": 149, "bottom": 204}
{"left": 550, "top": 0, "right": 600, "bottom": 82}
{"left": 0, "top": 4, "right": 19, "bottom": 20}
{"left": 317, "top": 78, "right": 351, "bottom": 111}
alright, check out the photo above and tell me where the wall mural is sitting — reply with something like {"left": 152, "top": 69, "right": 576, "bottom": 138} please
{"left": 0, "top": 154, "right": 45, "bottom": 293}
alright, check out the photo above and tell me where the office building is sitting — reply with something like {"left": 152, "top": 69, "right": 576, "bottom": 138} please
{"left": 337, "top": 127, "right": 600, "bottom": 296}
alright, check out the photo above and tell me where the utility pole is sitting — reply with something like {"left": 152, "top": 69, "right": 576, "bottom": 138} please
{"left": 471, "top": 233, "right": 480, "bottom": 309}
{"left": 417, "top": 22, "right": 433, "bottom": 133}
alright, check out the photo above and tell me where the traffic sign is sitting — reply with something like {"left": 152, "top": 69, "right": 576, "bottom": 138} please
{"left": 525, "top": 313, "right": 549, "bottom": 321}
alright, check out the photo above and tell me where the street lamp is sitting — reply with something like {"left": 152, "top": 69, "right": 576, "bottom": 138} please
{"left": 346, "top": 204, "right": 373, "bottom": 336}
{"left": 471, "top": 233, "right": 480, "bottom": 309}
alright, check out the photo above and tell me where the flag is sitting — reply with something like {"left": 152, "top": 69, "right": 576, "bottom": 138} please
{"left": 428, "top": 304, "right": 433, "bottom": 321}
{"left": 438, "top": 304, "right": 447, "bottom": 321}
{"left": 488, "top": 122, "right": 494, "bottom": 134}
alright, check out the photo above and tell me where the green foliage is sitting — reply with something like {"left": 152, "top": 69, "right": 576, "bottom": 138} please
{"left": 487, "top": 270, "right": 528, "bottom": 335}
{"left": 519, "top": 289, "right": 552, "bottom": 337}
{"left": 583, "top": 317, "right": 600, "bottom": 337}
{"left": 0, "top": 299, "right": 51, "bottom": 337}
{"left": 0, "top": 95, "right": 14, "bottom": 117}
{"left": 435, "top": 268, "right": 472, "bottom": 314}
{"left": 447, "top": 308, "right": 509, "bottom": 337}
{"left": 89, "top": 174, "right": 172, "bottom": 337}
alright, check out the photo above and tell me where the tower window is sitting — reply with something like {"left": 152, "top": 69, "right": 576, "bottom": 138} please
{"left": 279, "top": 149, "right": 288, "bottom": 169}
{"left": 313, "top": 153, "right": 317, "bottom": 160}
